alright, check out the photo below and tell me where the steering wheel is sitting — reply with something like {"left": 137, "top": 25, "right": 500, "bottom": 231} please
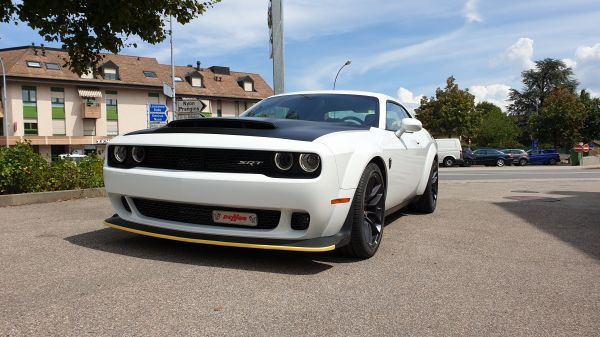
{"left": 340, "top": 116, "right": 365, "bottom": 126}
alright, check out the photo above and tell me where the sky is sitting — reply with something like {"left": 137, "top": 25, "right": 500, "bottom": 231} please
{"left": 1, "top": 0, "right": 599, "bottom": 110}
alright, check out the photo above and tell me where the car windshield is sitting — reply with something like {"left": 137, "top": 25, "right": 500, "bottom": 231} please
{"left": 242, "top": 94, "right": 380, "bottom": 127}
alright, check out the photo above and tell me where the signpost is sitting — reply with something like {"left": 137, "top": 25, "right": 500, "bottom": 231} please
{"left": 583, "top": 144, "right": 590, "bottom": 153}
{"left": 574, "top": 144, "right": 583, "bottom": 152}
{"left": 176, "top": 99, "right": 211, "bottom": 119}
{"left": 148, "top": 103, "right": 169, "bottom": 128}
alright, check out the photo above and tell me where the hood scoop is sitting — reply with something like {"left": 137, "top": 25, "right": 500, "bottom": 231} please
{"left": 168, "top": 118, "right": 276, "bottom": 130}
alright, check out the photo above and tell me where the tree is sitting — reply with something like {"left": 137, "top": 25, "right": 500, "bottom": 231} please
{"left": 529, "top": 87, "right": 587, "bottom": 148}
{"left": 0, "top": 0, "right": 220, "bottom": 75}
{"left": 508, "top": 58, "right": 578, "bottom": 142}
{"left": 415, "top": 76, "right": 480, "bottom": 140}
{"left": 579, "top": 90, "right": 600, "bottom": 142}
{"left": 475, "top": 102, "right": 520, "bottom": 148}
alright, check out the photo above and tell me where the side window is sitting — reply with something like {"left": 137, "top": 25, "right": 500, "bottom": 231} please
{"left": 385, "top": 102, "right": 410, "bottom": 131}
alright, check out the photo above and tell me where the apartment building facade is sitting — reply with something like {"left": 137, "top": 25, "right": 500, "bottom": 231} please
{"left": 0, "top": 45, "right": 273, "bottom": 160}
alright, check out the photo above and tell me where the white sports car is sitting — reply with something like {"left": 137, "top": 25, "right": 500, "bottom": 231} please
{"left": 103, "top": 91, "right": 438, "bottom": 258}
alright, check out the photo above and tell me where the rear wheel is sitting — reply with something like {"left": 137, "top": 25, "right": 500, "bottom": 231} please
{"left": 496, "top": 159, "right": 505, "bottom": 167}
{"left": 462, "top": 158, "right": 472, "bottom": 167}
{"left": 549, "top": 158, "right": 557, "bottom": 165}
{"left": 414, "top": 161, "right": 438, "bottom": 214}
{"left": 443, "top": 157, "right": 455, "bottom": 167}
{"left": 339, "top": 163, "right": 386, "bottom": 259}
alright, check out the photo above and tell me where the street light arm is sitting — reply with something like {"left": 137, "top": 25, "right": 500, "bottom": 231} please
{"left": 333, "top": 60, "right": 351, "bottom": 90}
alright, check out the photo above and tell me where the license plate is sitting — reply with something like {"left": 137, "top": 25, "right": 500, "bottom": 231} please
{"left": 212, "top": 210, "right": 258, "bottom": 227}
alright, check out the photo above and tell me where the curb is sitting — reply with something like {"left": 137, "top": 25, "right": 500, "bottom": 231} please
{"left": 0, "top": 188, "right": 107, "bottom": 207}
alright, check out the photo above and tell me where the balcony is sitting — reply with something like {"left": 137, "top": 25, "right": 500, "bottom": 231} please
{"left": 82, "top": 101, "right": 101, "bottom": 119}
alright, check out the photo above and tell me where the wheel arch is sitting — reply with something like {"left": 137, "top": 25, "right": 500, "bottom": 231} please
{"left": 416, "top": 144, "right": 438, "bottom": 196}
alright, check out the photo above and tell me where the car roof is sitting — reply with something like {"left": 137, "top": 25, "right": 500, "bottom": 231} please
{"left": 271, "top": 90, "right": 398, "bottom": 104}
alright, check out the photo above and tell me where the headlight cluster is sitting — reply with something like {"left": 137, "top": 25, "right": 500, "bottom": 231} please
{"left": 111, "top": 145, "right": 146, "bottom": 164}
{"left": 274, "top": 152, "right": 320, "bottom": 173}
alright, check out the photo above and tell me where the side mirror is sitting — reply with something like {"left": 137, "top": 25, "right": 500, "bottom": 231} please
{"left": 395, "top": 118, "right": 422, "bottom": 137}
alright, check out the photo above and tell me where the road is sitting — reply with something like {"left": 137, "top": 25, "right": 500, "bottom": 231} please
{"left": 1, "top": 176, "right": 599, "bottom": 336}
{"left": 440, "top": 165, "right": 600, "bottom": 181}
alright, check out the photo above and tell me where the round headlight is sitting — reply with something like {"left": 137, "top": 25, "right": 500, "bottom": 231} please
{"left": 113, "top": 146, "right": 127, "bottom": 163}
{"left": 299, "top": 153, "right": 320, "bottom": 173}
{"left": 131, "top": 146, "right": 145, "bottom": 163}
{"left": 274, "top": 152, "right": 293, "bottom": 171}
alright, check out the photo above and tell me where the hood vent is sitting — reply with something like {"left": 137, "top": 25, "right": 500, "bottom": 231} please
{"left": 168, "top": 118, "right": 276, "bottom": 130}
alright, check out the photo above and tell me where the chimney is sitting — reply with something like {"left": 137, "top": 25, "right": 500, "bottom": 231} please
{"left": 196, "top": 61, "right": 201, "bottom": 71}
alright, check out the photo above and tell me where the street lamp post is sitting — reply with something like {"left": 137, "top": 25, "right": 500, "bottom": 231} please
{"left": 333, "top": 60, "right": 351, "bottom": 90}
{"left": 0, "top": 57, "right": 8, "bottom": 148}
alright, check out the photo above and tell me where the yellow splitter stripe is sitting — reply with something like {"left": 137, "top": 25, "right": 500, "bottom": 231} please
{"left": 104, "top": 222, "right": 336, "bottom": 252}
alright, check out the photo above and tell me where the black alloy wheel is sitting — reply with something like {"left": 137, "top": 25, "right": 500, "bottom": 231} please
{"left": 339, "top": 163, "right": 386, "bottom": 259}
{"left": 414, "top": 160, "right": 438, "bottom": 214}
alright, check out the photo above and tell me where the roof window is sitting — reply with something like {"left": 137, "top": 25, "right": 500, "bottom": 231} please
{"left": 174, "top": 76, "right": 183, "bottom": 82}
{"left": 46, "top": 63, "right": 60, "bottom": 70}
{"left": 143, "top": 71, "right": 157, "bottom": 78}
{"left": 26, "top": 61, "right": 42, "bottom": 68}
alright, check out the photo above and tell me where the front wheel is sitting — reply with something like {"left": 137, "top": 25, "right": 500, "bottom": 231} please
{"left": 519, "top": 158, "right": 527, "bottom": 166}
{"left": 413, "top": 161, "right": 438, "bottom": 214}
{"left": 462, "top": 158, "right": 472, "bottom": 167}
{"left": 339, "top": 163, "right": 386, "bottom": 259}
{"left": 443, "top": 157, "right": 455, "bottom": 167}
{"left": 496, "top": 159, "right": 505, "bottom": 167}
{"left": 549, "top": 158, "right": 557, "bottom": 165}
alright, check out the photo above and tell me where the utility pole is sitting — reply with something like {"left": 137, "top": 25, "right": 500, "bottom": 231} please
{"left": 0, "top": 57, "right": 7, "bottom": 148}
{"left": 270, "top": 0, "right": 284, "bottom": 94}
{"left": 170, "top": 15, "right": 177, "bottom": 120}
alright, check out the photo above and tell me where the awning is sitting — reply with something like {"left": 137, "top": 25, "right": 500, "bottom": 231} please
{"left": 78, "top": 89, "right": 102, "bottom": 98}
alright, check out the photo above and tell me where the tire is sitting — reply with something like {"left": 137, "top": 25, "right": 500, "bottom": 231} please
{"left": 339, "top": 163, "right": 386, "bottom": 259}
{"left": 549, "top": 158, "right": 557, "bottom": 165}
{"left": 414, "top": 160, "right": 438, "bottom": 214}
{"left": 462, "top": 159, "right": 472, "bottom": 167}
{"left": 443, "top": 157, "right": 455, "bottom": 167}
{"left": 519, "top": 158, "right": 527, "bottom": 166}
{"left": 496, "top": 159, "right": 505, "bottom": 167}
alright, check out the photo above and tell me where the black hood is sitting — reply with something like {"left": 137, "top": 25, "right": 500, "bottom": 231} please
{"left": 125, "top": 117, "right": 370, "bottom": 142}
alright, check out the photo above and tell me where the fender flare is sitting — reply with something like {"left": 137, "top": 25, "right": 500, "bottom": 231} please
{"left": 416, "top": 143, "right": 438, "bottom": 195}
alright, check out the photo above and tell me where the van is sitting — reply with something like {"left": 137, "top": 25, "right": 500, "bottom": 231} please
{"left": 436, "top": 138, "right": 462, "bottom": 167}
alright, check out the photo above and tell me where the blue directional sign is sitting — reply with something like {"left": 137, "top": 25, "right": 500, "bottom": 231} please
{"left": 148, "top": 104, "right": 168, "bottom": 113}
{"left": 149, "top": 113, "right": 168, "bottom": 122}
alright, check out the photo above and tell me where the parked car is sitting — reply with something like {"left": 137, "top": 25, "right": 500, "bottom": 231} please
{"left": 436, "top": 138, "right": 462, "bottom": 167}
{"left": 103, "top": 91, "right": 439, "bottom": 259}
{"left": 472, "top": 149, "right": 512, "bottom": 167}
{"left": 500, "top": 149, "right": 529, "bottom": 166}
{"left": 461, "top": 148, "right": 474, "bottom": 167}
{"left": 527, "top": 149, "right": 561, "bottom": 165}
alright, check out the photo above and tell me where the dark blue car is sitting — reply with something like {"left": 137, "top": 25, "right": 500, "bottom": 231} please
{"left": 526, "top": 149, "right": 560, "bottom": 165}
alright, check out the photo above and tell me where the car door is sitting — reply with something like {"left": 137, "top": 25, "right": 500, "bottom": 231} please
{"left": 473, "top": 150, "right": 486, "bottom": 164}
{"left": 380, "top": 101, "right": 422, "bottom": 209}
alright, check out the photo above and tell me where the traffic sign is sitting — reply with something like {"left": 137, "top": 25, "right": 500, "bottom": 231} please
{"left": 574, "top": 144, "right": 583, "bottom": 152}
{"left": 583, "top": 144, "right": 590, "bottom": 153}
{"left": 149, "top": 104, "right": 168, "bottom": 113}
{"left": 149, "top": 113, "right": 168, "bottom": 122}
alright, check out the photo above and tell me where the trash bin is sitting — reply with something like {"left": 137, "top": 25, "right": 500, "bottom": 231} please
{"left": 570, "top": 150, "right": 583, "bottom": 166}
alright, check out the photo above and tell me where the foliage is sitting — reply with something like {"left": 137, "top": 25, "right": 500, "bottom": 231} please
{"left": 579, "top": 90, "right": 600, "bottom": 142}
{"left": 475, "top": 102, "right": 521, "bottom": 148}
{"left": 0, "top": 142, "right": 49, "bottom": 194}
{"left": 529, "top": 87, "right": 587, "bottom": 148}
{"left": 415, "top": 76, "right": 481, "bottom": 140}
{"left": 0, "top": 0, "right": 220, "bottom": 75}
{"left": 0, "top": 142, "right": 105, "bottom": 195}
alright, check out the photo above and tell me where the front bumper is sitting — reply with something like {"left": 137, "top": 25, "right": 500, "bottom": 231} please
{"left": 104, "top": 214, "right": 348, "bottom": 252}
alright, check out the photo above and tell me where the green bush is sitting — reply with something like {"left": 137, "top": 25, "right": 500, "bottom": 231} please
{"left": 0, "top": 142, "right": 105, "bottom": 195}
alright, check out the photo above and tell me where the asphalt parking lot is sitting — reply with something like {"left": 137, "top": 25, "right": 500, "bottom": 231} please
{"left": 1, "top": 173, "right": 599, "bottom": 336}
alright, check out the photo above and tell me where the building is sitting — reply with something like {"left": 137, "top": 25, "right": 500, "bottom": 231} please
{"left": 0, "top": 45, "right": 273, "bottom": 160}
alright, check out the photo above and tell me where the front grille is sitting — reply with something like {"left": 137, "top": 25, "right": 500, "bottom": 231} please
{"left": 132, "top": 198, "right": 281, "bottom": 229}
{"left": 107, "top": 146, "right": 321, "bottom": 178}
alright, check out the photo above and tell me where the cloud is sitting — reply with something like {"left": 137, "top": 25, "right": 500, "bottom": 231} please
{"left": 397, "top": 87, "right": 423, "bottom": 109}
{"left": 575, "top": 43, "right": 600, "bottom": 61}
{"left": 571, "top": 43, "right": 600, "bottom": 95}
{"left": 463, "top": 0, "right": 482, "bottom": 23}
{"left": 562, "top": 58, "right": 577, "bottom": 69}
{"left": 494, "top": 38, "right": 535, "bottom": 70}
{"left": 470, "top": 84, "right": 512, "bottom": 110}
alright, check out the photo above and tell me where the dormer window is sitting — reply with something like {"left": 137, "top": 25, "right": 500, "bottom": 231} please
{"left": 186, "top": 71, "right": 204, "bottom": 87}
{"left": 103, "top": 68, "right": 117, "bottom": 80}
{"left": 26, "top": 61, "right": 42, "bottom": 68}
{"left": 237, "top": 76, "right": 255, "bottom": 92}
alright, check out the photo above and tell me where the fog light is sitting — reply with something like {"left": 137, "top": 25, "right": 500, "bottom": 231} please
{"left": 274, "top": 152, "right": 293, "bottom": 171}
{"left": 131, "top": 146, "right": 145, "bottom": 163}
{"left": 113, "top": 146, "right": 127, "bottom": 163}
{"left": 291, "top": 212, "right": 310, "bottom": 230}
{"left": 299, "top": 153, "right": 320, "bottom": 173}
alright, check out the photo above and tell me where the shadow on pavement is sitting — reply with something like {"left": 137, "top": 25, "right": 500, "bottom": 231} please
{"left": 64, "top": 227, "right": 362, "bottom": 275}
{"left": 495, "top": 190, "right": 600, "bottom": 260}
